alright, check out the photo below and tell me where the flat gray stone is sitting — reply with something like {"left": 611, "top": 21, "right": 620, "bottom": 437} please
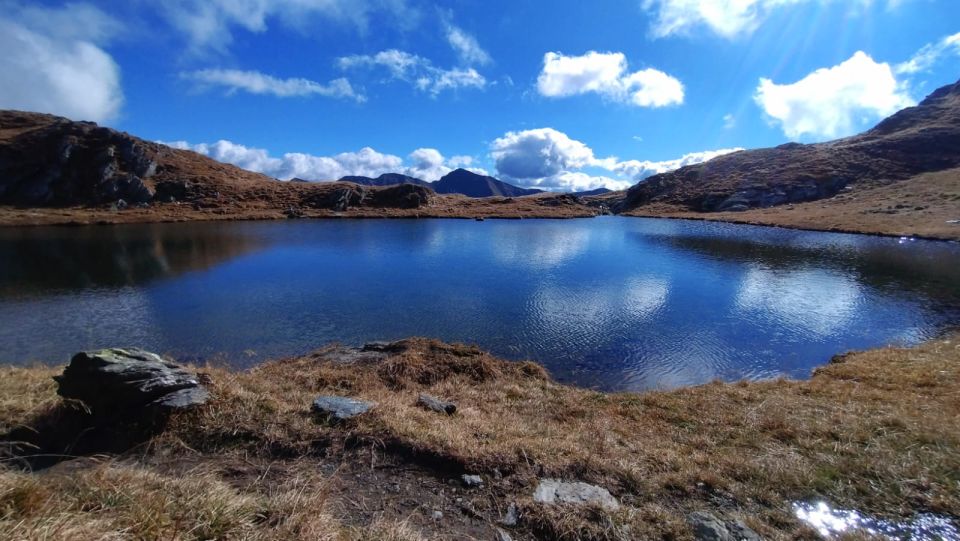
{"left": 54, "top": 348, "right": 209, "bottom": 413}
{"left": 688, "top": 511, "right": 762, "bottom": 541}
{"left": 533, "top": 479, "right": 619, "bottom": 510}
{"left": 312, "top": 396, "right": 375, "bottom": 420}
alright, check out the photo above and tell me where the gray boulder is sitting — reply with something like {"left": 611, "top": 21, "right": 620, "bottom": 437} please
{"left": 533, "top": 479, "right": 619, "bottom": 510}
{"left": 687, "top": 511, "right": 762, "bottom": 541}
{"left": 312, "top": 396, "right": 375, "bottom": 420}
{"left": 54, "top": 348, "right": 209, "bottom": 413}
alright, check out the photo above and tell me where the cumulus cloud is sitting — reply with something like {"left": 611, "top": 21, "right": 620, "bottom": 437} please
{"left": 164, "top": 139, "right": 480, "bottom": 181}
{"left": 0, "top": 2, "right": 123, "bottom": 122}
{"left": 612, "top": 148, "right": 744, "bottom": 180}
{"left": 895, "top": 31, "right": 960, "bottom": 74}
{"left": 182, "top": 68, "right": 364, "bottom": 101}
{"left": 446, "top": 25, "right": 491, "bottom": 65}
{"left": 755, "top": 51, "right": 914, "bottom": 140}
{"left": 537, "top": 51, "right": 684, "bottom": 107}
{"left": 491, "top": 128, "right": 599, "bottom": 180}
{"left": 155, "top": 0, "right": 415, "bottom": 54}
{"left": 339, "top": 49, "right": 487, "bottom": 96}
{"left": 641, "top": 0, "right": 895, "bottom": 39}
{"left": 530, "top": 172, "right": 632, "bottom": 192}
{"left": 490, "top": 127, "right": 736, "bottom": 191}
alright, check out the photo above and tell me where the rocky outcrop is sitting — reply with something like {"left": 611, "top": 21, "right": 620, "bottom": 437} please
{"left": 54, "top": 348, "right": 209, "bottom": 414}
{"left": 619, "top": 78, "right": 960, "bottom": 213}
{"left": 0, "top": 111, "right": 158, "bottom": 206}
{"left": 301, "top": 185, "right": 368, "bottom": 211}
{"left": 367, "top": 183, "right": 432, "bottom": 209}
{"left": 312, "top": 396, "right": 376, "bottom": 420}
{"left": 298, "top": 183, "right": 432, "bottom": 211}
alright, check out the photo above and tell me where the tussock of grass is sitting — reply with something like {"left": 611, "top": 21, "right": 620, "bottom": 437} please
{"left": 2, "top": 336, "right": 959, "bottom": 539}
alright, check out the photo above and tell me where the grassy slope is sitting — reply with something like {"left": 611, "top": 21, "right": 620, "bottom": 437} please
{"left": 624, "top": 168, "right": 960, "bottom": 241}
{"left": 2, "top": 336, "right": 958, "bottom": 540}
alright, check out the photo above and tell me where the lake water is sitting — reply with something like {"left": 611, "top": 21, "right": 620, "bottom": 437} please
{"left": 1, "top": 217, "right": 958, "bottom": 391}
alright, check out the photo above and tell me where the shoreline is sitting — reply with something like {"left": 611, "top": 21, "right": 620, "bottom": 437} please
{"left": 2, "top": 334, "right": 959, "bottom": 539}
{"left": 3, "top": 203, "right": 959, "bottom": 244}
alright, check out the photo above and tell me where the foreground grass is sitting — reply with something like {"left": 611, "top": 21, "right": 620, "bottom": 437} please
{"left": 2, "top": 336, "right": 959, "bottom": 539}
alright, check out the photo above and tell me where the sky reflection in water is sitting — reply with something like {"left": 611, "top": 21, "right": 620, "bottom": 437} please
{"left": 0, "top": 217, "right": 958, "bottom": 391}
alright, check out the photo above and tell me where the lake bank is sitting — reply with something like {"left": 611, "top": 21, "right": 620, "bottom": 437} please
{"left": 621, "top": 168, "right": 960, "bottom": 242}
{"left": 2, "top": 334, "right": 958, "bottom": 539}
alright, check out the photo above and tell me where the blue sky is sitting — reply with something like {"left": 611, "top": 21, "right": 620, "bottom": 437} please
{"left": 2, "top": 0, "right": 959, "bottom": 191}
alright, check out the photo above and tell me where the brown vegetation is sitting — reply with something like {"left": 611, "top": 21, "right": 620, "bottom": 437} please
{"left": 0, "top": 190, "right": 601, "bottom": 227}
{"left": 3, "top": 335, "right": 959, "bottom": 539}
{"left": 625, "top": 167, "right": 960, "bottom": 240}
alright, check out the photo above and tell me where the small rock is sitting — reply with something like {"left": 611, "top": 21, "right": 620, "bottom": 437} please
{"left": 462, "top": 474, "right": 484, "bottom": 488}
{"left": 417, "top": 393, "right": 457, "bottom": 415}
{"left": 533, "top": 479, "right": 619, "bottom": 510}
{"left": 687, "top": 511, "right": 762, "bottom": 541}
{"left": 311, "top": 396, "right": 375, "bottom": 420}
{"left": 431, "top": 510, "right": 443, "bottom": 521}
{"left": 115, "top": 198, "right": 127, "bottom": 210}
{"left": 54, "top": 348, "right": 209, "bottom": 413}
{"left": 500, "top": 503, "right": 519, "bottom": 526}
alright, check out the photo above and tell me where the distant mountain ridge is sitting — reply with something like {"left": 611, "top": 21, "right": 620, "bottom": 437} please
{"left": 619, "top": 78, "right": 960, "bottom": 212}
{"left": 333, "top": 169, "right": 544, "bottom": 198}
{"left": 338, "top": 173, "right": 432, "bottom": 188}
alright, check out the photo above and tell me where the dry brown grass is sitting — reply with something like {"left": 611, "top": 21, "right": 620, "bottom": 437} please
{"left": 626, "top": 168, "right": 960, "bottom": 241}
{"left": 2, "top": 336, "right": 959, "bottom": 539}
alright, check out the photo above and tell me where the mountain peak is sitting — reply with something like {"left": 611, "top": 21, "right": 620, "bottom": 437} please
{"left": 434, "top": 168, "right": 543, "bottom": 197}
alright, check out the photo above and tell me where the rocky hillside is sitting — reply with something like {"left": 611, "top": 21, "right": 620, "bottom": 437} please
{"left": 619, "top": 78, "right": 960, "bottom": 212}
{"left": 0, "top": 110, "right": 436, "bottom": 213}
{"left": 0, "top": 110, "right": 605, "bottom": 224}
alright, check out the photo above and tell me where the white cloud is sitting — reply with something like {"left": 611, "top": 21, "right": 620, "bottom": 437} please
{"left": 0, "top": 2, "right": 123, "bottom": 122}
{"left": 156, "top": 0, "right": 415, "bottom": 54}
{"left": 537, "top": 51, "right": 684, "bottom": 107}
{"left": 491, "top": 128, "right": 599, "bottom": 180}
{"left": 723, "top": 113, "right": 736, "bottom": 129}
{"left": 415, "top": 68, "right": 486, "bottom": 95}
{"left": 529, "top": 172, "right": 632, "bottom": 192}
{"left": 446, "top": 25, "right": 491, "bottom": 65}
{"left": 895, "top": 31, "right": 960, "bottom": 74}
{"left": 613, "top": 148, "right": 744, "bottom": 180}
{"left": 182, "top": 68, "right": 364, "bottom": 101}
{"left": 642, "top": 0, "right": 806, "bottom": 39}
{"left": 338, "top": 49, "right": 423, "bottom": 77}
{"left": 406, "top": 148, "right": 450, "bottom": 180}
{"left": 490, "top": 127, "right": 734, "bottom": 190}
{"left": 339, "top": 49, "right": 487, "bottom": 96}
{"left": 164, "top": 139, "right": 479, "bottom": 181}
{"left": 755, "top": 51, "right": 914, "bottom": 140}
{"left": 641, "top": 0, "right": 895, "bottom": 39}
